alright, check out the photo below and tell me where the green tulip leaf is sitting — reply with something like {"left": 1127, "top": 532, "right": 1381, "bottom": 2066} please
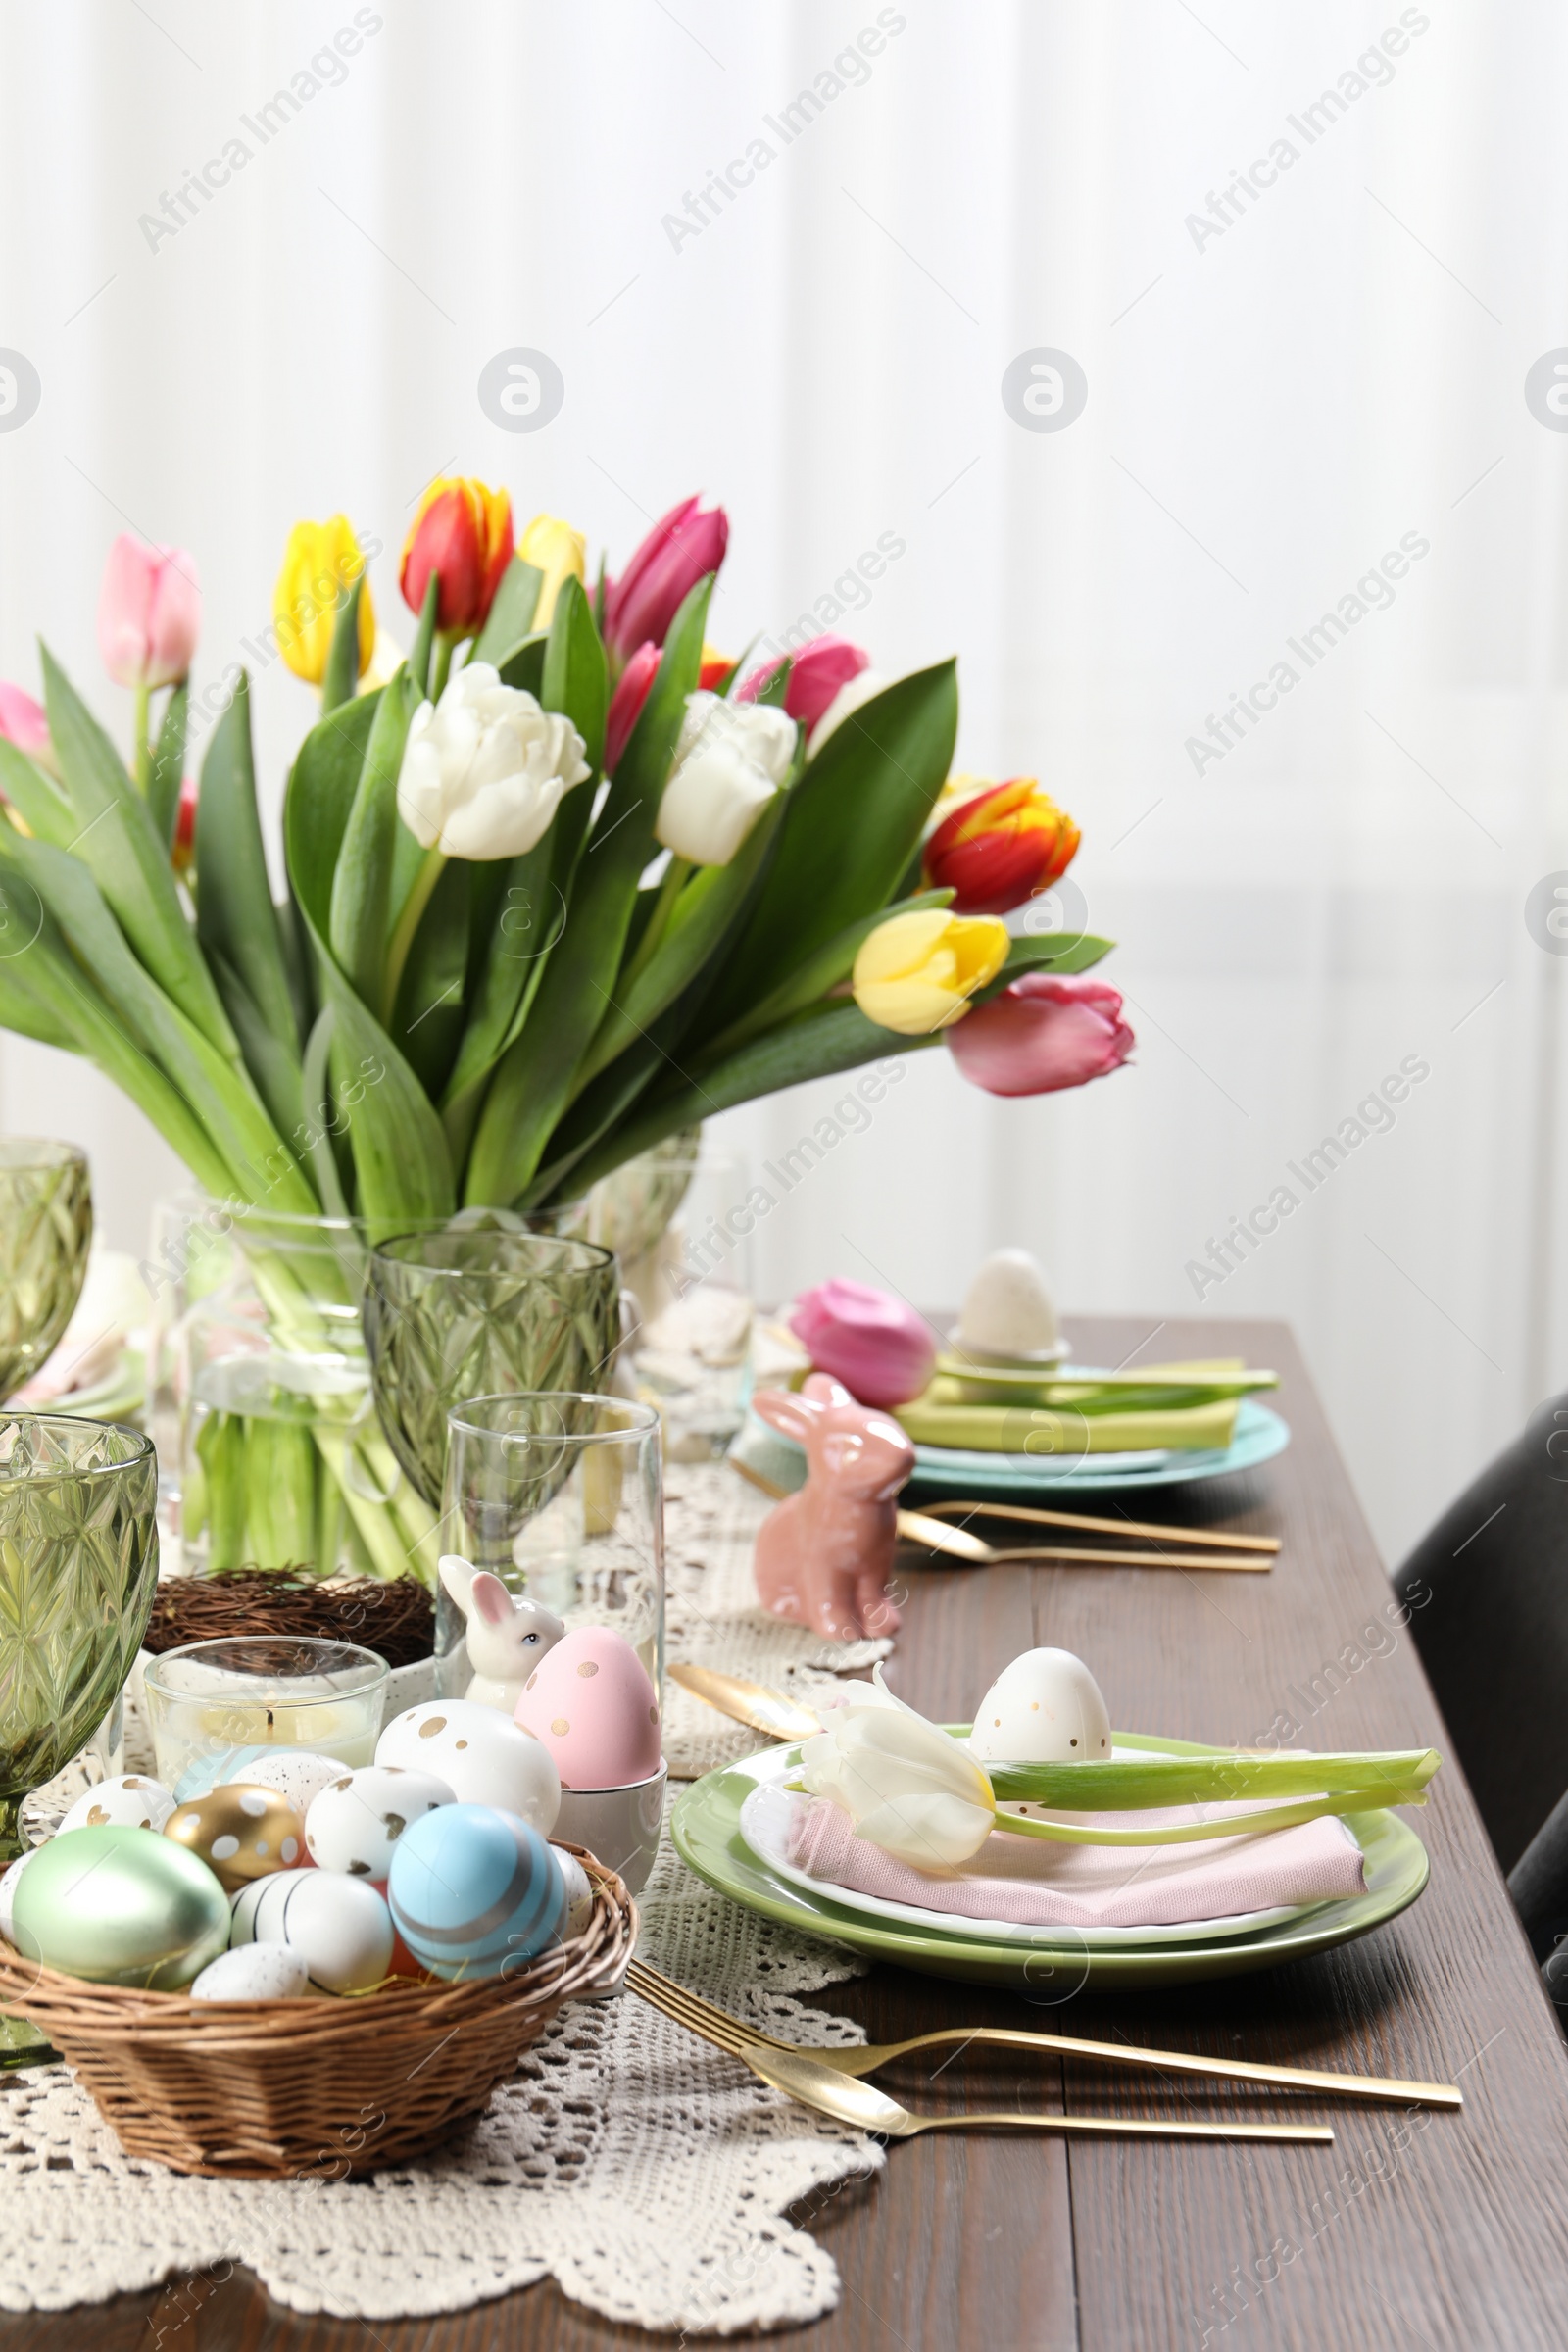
{"left": 327, "top": 664, "right": 420, "bottom": 1008}
{"left": 196, "top": 673, "right": 305, "bottom": 1136}
{"left": 39, "top": 645, "right": 239, "bottom": 1060}
{"left": 972, "top": 932, "right": 1116, "bottom": 1001}
{"left": 471, "top": 556, "right": 543, "bottom": 669}
{"left": 149, "top": 683, "right": 187, "bottom": 849}
{"left": 0, "top": 741, "right": 75, "bottom": 849}
{"left": 320, "top": 576, "right": 366, "bottom": 715}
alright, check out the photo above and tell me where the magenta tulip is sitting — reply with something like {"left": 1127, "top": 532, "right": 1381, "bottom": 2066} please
{"left": 948, "top": 971, "right": 1134, "bottom": 1098}
{"left": 604, "top": 640, "right": 661, "bottom": 773}
{"left": 0, "top": 681, "right": 53, "bottom": 770}
{"left": 603, "top": 495, "right": 727, "bottom": 662}
{"left": 97, "top": 533, "right": 200, "bottom": 689}
{"left": 789, "top": 1277, "right": 937, "bottom": 1409}
{"left": 737, "top": 635, "right": 870, "bottom": 733}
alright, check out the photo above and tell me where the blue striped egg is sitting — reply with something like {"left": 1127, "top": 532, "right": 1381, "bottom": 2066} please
{"left": 386, "top": 1805, "right": 565, "bottom": 1981}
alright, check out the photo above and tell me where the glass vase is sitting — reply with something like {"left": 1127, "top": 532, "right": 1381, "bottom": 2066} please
{"left": 176, "top": 1210, "right": 438, "bottom": 1586}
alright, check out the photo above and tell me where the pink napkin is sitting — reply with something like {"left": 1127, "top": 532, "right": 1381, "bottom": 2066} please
{"left": 786, "top": 1795, "right": 1367, "bottom": 1929}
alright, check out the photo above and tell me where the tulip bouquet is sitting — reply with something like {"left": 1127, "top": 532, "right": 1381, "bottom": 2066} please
{"left": 0, "top": 478, "right": 1130, "bottom": 1240}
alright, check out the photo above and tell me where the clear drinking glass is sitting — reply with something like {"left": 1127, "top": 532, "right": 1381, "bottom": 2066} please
{"left": 0, "top": 1142, "right": 93, "bottom": 1400}
{"left": 621, "top": 1154, "right": 754, "bottom": 1462}
{"left": 436, "top": 1393, "right": 663, "bottom": 1703}
{"left": 363, "top": 1231, "right": 621, "bottom": 1510}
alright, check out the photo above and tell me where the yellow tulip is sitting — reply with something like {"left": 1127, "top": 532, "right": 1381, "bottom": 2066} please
{"left": 274, "top": 516, "right": 374, "bottom": 685}
{"left": 516, "top": 512, "right": 587, "bottom": 630}
{"left": 852, "top": 907, "right": 1009, "bottom": 1036}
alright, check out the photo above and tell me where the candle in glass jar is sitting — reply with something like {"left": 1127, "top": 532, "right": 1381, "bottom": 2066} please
{"left": 142, "top": 1640, "right": 388, "bottom": 1795}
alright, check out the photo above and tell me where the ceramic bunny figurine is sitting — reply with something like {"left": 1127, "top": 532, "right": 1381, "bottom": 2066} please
{"left": 439, "top": 1552, "right": 566, "bottom": 1713}
{"left": 750, "top": 1374, "right": 913, "bottom": 1640}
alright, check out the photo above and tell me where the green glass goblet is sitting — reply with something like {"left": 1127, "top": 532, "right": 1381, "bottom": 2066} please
{"left": 0, "top": 1415, "right": 158, "bottom": 2066}
{"left": 362, "top": 1230, "right": 621, "bottom": 1510}
{"left": 0, "top": 1142, "right": 92, "bottom": 1400}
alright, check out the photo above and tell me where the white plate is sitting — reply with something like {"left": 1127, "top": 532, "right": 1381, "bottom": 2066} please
{"left": 736, "top": 1755, "right": 1315, "bottom": 1951}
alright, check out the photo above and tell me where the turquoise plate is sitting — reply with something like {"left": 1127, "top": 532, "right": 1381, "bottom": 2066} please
{"left": 669, "top": 1735, "right": 1430, "bottom": 1990}
{"left": 733, "top": 1395, "right": 1290, "bottom": 1501}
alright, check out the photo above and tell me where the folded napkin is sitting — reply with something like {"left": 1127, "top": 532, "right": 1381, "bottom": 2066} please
{"left": 894, "top": 1396, "right": 1240, "bottom": 1455}
{"left": 786, "top": 1794, "right": 1366, "bottom": 1928}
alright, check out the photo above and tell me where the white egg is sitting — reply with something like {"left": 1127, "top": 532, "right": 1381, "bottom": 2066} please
{"left": 968, "top": 1647, "right": 1112, "bottom": 1764}
{"left": 554, "top": 1846, "right": 594, "bottom": 1938}
{"left": 219, "top": 1749, "right": 349, "bottom": 1816}
{"left": 57, "top": 1774, "right": 175, "bottom": 1836}
{"left": 375, "top": 1701, "right": 560, "bottom": 1835}
{"left": 305, "top": 1765, "right": 455, "bottom": 1879}
{"left": 190, "top": 1942, "right": 313, "bottom": 2001}
{"left": 956, "top": 1248, "right": 1060, "bottom": 1362}
{"left": 0, "top": 1848, "right": 39, "bottom": 1943}
{"left": 229, "top": 1868, "right": 394, "bottom": 1992}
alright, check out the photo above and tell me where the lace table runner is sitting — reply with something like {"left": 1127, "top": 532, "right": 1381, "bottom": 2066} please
{"left": 0, "top": 1463, "right": 893, "bottom": 2333}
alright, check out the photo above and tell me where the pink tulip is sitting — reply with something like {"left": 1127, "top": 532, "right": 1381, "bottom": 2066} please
{"left": 603, "top": 495, "right": 727, "bottom": 662}
{"left": 947, "top": 970, "right": 1134, "bottom": 1099}
{"left": 0, "top": 682, "right": 53, "bottom": 770}
{"left": 789, "top": 1277, "right": 937, "bottom": 1409}
{"left": 737, "top": 635, "right": 870, "bottom": 733}
{"left": 97, "top": 533, "right": 200, "bottom": 689}
{"left": 604, "top": 640, "right": 661, "bottom": 773}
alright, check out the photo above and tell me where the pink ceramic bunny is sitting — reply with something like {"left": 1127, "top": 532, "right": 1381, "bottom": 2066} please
{"left": 750, "top": 1374, "right": 914, "bottom": 1640}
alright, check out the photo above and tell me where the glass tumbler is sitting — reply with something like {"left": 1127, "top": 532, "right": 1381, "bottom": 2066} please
{"left": 436, "top": 1393, "right": 663, "bottom": 1703}
{"left": 0, "top": 1142, "right": 93, "bottom": 1400}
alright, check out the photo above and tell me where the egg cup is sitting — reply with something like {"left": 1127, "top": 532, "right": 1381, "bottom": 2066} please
{"left": 553, "top": 1761, "right": 666, "bottom": 1896}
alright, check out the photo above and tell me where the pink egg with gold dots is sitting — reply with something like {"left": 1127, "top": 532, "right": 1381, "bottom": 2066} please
{"left": 514, "top": 1626, "right": 661, "bottom": 1789}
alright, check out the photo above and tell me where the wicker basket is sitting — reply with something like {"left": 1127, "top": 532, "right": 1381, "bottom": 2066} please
{"left": 0, "top": 1844, "right": 634, "bottom": 2179}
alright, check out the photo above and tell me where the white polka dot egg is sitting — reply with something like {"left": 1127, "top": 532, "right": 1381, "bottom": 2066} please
{"left": 967, "top": 1647, "right": 1113, "bottom": 1765}
{"left": 305, "top": 1764, "right": 454, "bottom": 1879}
{"left": 57, "top": 1774, "right": 175, "bottom": 1836}
{"left": 190, "top": 1942, "right": 313, "bottom": 2001}
{"left": 375, "top": 1700, "right": 560, "bottom": 1833}
{"left": 218, "top": 1747, "right": 351, "bottom": 1815}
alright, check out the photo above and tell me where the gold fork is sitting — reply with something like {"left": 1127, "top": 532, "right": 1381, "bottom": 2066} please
{"left": 626, "top": 1959, "right": 1460, "bottom": 2111}
{"left": 626, "top": 1961, "right": 1335, "bottom": 2144}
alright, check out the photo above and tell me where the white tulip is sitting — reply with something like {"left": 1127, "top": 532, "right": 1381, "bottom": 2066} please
{"left": 800, "top": 1678, "right": 997, "bottom": 1869}
{"left": 655, "top": 692, "right": 796, "bottom": 867}
{"left": 397, "top": 662, "right": 591, "bottom": 861}
{"left": 807, "top": 667, "right": 890, "bottom": 757}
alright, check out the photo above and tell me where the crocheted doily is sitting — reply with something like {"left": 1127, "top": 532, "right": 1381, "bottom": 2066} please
{"left": 0, "top": 1463, "right": 891, "bottom": 2333}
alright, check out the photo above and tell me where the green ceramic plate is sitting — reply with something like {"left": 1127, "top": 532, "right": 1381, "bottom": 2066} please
{"left": 669, "top": 1736, "right": 1431, "bottom": 1989}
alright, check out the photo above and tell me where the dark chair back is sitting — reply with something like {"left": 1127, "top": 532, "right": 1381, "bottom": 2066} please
{"left": 1392, "top": 1389, "right": 1568, "bottom": 1874}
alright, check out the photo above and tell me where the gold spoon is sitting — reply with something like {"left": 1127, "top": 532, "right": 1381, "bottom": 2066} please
{"left": 896, "top": 1508, "right": 1271, "bottom": 1572}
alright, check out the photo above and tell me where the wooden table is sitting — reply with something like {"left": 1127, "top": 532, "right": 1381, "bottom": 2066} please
{"left": 7, "top": 1314, "right": 1568, "bottom": 2351}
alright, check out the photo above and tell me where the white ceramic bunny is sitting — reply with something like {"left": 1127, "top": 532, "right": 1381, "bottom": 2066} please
{"left": 439, "top": 1552, "right": 566, "bottom": 1714}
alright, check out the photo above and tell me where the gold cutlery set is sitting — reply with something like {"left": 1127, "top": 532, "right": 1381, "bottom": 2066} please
{"left": 626, "top": 1957, "right": 1459, "bottom": 2147}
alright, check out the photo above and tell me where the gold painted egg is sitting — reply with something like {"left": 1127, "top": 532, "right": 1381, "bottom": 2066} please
{"left": 163, "top": 1784, "right": 305, "bottom": 1892}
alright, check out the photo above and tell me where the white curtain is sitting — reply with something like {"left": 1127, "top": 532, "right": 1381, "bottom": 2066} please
{"left": 1, "top": 0, "right": 1562, "bottom": 1563}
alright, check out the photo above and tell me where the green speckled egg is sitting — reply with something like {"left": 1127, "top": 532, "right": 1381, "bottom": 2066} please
{"left": 11, "top": 1826, "right": 230, "bottom": 1990}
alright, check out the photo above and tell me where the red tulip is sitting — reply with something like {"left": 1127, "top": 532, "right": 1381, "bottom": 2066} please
{"left": 172, "top": 774, "right": 198, "bottom": 874}
{"left": 0, "top": 681, "right": 53, "bottom": 772}
{"left": 97, "top": 534, "right": 200, "bottom": 689}
{"left": 789, "top": 1277, "right": 936, "bottom": 1408}
{"left": 948, "top": 971, "right": 1133, "bottom": 1098}
{"left": 604, "top": 640, "right": 661, "bottom": 772}
{"left": 603, "top": 495, "right": 727, "bottom": 662}
{"left": 737, "top": 634, "right": 870, "bottom": 733}
{"left": 923, "top": 778, "right": 1079, "bottom": 917}
{"left": 400, "top": 477, "right": 513, "bottom": 636}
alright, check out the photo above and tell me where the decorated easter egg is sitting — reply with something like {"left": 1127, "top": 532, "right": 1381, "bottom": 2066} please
{"left": 967, "top": 1647, "right": 1112, "bottom": 1764}
{"left": 190, "top": 1942, "right": 312, "bottom": 2001}
{"left": 11, "top": 1827, "right": 229, "bottom": 1989}
{"left": 388, "top": 1804, "right": 565, "bottom": 1980}
{"left": 514, "top": 1626, "right": 662, "bottom": 1789}
{"left": 554, "top": 1847, "right": 593, "bottom": 1939}
{"left": 375, "top": 1701, "right": 560, "bottom": 1832}
{"left": 164, "top": 1786, "right": 305, "bottom": 1892}
{"left": 219, "top": 1748, "right": 348, "bottom": 1816}
{"left": 230, "top": 1868, "right": 393, "bottom": 1993}
{"left": 58, "top": 1774, "right": 175, "bottom": 1837}
{"left": 304, "top": 1764, "right": 454, "bottom": 1879}
{"left": 0, "top": 1848, "right": 39, "bottom": 1943}
{"left": 956, "top": 1248, "right": 1060, "bottom": 1363}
